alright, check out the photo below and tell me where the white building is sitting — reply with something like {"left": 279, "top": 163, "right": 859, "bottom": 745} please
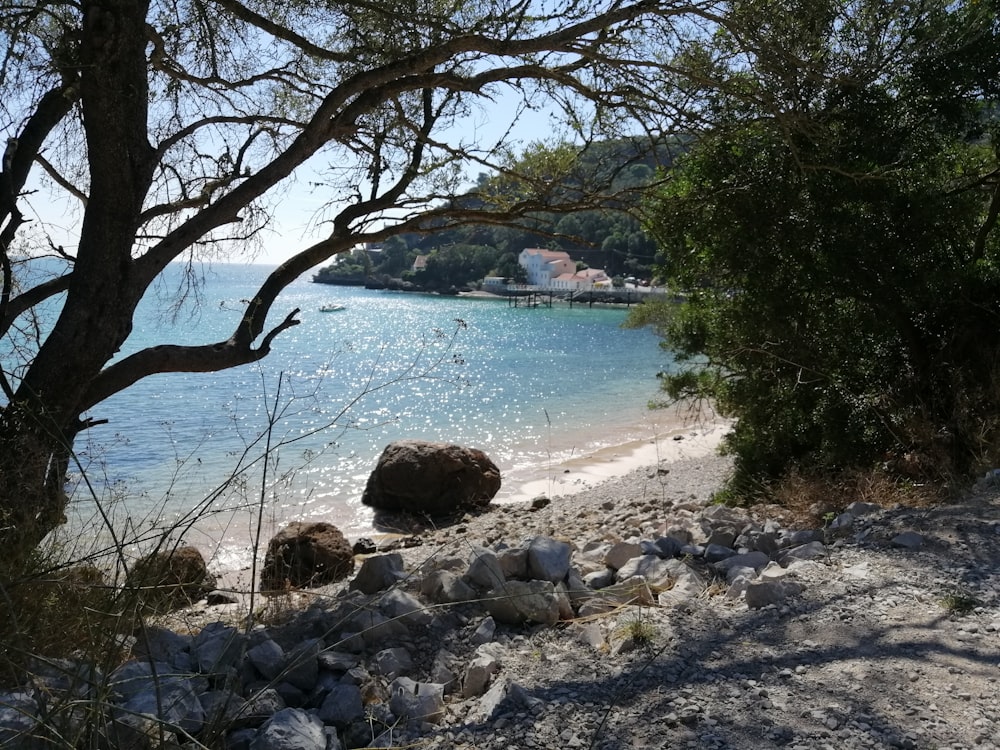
{"left": 517, "top": 248, "right": 575, "bottom": 286}
{"left": 550, "top": 267, "right": 612, "bottom": 291}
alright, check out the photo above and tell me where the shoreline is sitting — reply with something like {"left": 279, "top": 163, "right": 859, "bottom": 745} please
{"left": 205, "top": 408, "right": 732, "bottom": 586}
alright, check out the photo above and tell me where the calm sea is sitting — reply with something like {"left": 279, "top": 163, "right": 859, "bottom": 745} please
{"left": 45, "top": 263, "right": 674, "bottom": 566}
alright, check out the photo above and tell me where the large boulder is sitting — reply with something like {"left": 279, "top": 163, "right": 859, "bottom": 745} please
{"left": 260, "top": 522, "right": 354, "bottom": 590}
{"left": 361, "top": 440, "right": 501, "bottom": 517}
{"left": 128, "top": 545, "right": 216, "bottom": 609}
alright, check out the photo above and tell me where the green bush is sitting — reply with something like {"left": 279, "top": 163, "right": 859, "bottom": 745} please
{"left": 637, "top": 0, "right": 1000, "bottom": 491}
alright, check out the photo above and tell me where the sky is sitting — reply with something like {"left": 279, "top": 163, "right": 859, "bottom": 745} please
{"left": 18, "top": 95, "right": 562, "bottom": 269}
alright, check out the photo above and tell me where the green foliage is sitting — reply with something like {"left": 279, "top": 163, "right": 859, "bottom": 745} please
{"left": 312, "top": 137, "right": 676, "bottom": 283}
{"left": 642, "top": 0, "right": 1000, "bottom": 488}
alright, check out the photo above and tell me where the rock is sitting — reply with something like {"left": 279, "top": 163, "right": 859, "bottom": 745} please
{"left": 891, "top": 531, "right": 924, "bottom": 549}
{"left": 420, "top": 569, "right": 477, "bottom": 604}
{"left": 361, "top": 440, "right": 501, "bottom": 516}
{"left": 388, "top": 677, "right": 446, "bottom": 723}
{"left": 372, "top": 647, "right": 414, "bottom": 679}
{"left": 527, "top": 536, "right": 572, "bottom": 583}
{"left": 462, "top": 654, "right": 500, "bottom": 698}
{"left": 471, "top": 616, "right": 497, "bottom": 646}
{"left": 282, "top": 639, "right": 320, "bottom": 691}
{"left": 109, "top": 661, "right": 205, "bottom": 735}
{"left": 704, "top": 543, "right": 737, "bottom": 563}
{"left": 745, "top": 580, "right": 803, "bottom": 609}
{"left": 232, "top": 688, "right": 287, "bottom": 729}
{"left": 260, "top": 522, "right": 354, "bottom": 590}
{"left": 484, "top": 580, "right": 561, "bottom": 625}
{"left": 348, "top": 552, "right": 406, "bottom": 594}
{"left": 714, "top": 551, "right": 770, "bottom": 576}
{"left": 247, "top": 639, "right": 285, "bottom": 681}
{"left": 193, "top": 622, "right": 245, "bottom": 675}
{"left": 640, "top": 536, "right": 683, "bottom": 559}
{"left": 317, "top": 684, "right": 364, "bottom": 727}
{"left": 0, "top": 692, "right": 41, "bottom": 748}
{"left": 206, "top": 589, "right": 240, "bottom": 605}
{"left": 378, "top": 588, "right": 433, "bottom": 626}
{"left": 845, "top": 501, "right": 882, "bottom": 517}
{"left": 128, "top": 545, "right": 216, "bottom": 609}
{"left": 781, "top": 541, "right": 827, "bottom": 562}
{"left": 498, "top": 546, "right": 529, "bottom": 579}
{"left": 249, "top": 707, "right": 326, "bottom": 750}
{"left": 131, "top": 626, "right": 192, "bottom": 670}
{"left": 615, "top": 555, "right": 676, "bottom": 588}
{"left": 604, "top": 541, "right": 643, "bottom": 570}
{"left": 352, "top": 537, "right": 378, "bottom": 555}
{"left": 583, "top": 569, "right": 615, "bottom": 589}
{"left": 466, "top": 547, "right": 506, "bottom": 589}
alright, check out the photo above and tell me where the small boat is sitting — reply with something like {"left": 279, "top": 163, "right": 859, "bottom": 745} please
{"left": 319, "top": 303, "right": 346, "bottom": 312}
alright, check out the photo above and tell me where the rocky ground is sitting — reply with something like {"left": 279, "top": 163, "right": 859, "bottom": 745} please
{"left": 388, "top": 454, "right": 1000, "bottom": 750}
{"left": 4, "top": 449, "right": 1000, "bottom": 749}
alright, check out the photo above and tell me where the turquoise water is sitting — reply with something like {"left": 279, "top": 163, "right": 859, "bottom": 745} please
{"left": 40, "top": 263, "right": 673, "bottom": 564}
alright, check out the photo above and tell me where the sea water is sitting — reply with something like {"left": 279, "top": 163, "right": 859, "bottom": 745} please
{"left": 42, "top": 263, "right": 675, "bottom": 566}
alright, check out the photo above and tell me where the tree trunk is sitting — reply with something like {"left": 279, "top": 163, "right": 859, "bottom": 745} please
{"left": 0, "top": 0, "right": 154, "bottom": 565}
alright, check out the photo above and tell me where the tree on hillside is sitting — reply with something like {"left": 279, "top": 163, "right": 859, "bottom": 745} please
{"left": 0, "top": 0, "right": 711, "bottom": 562}
{"left": 635, "top": 0, "right": 1000, "bottom": 488}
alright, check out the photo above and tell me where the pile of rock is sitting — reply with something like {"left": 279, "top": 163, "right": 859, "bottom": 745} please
{"left": 0, "top": 487, "right": 892, "bottom": 750}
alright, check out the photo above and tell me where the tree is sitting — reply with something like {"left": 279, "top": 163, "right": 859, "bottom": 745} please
{"left": 0, "top": 0, "right": 707, "bottom": 561}
{"left": 638, "top": 0, "right": 1000, "bottom": 488}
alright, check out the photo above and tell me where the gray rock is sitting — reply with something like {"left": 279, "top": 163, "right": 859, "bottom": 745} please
{"left": 247, "top": 639, "right": 285, "bottom": 681}
{"left": 462, "top": 654, "right": 500, "bottom": 698}
{"left": 388, "top": 677, "right": 445, "bottom": 723}
{"left": 785, "top": 528, "right": 824, "bottom": 546}
{"left": 283, "top": 639, "right": 320, "bottom": 691}
{"left": 110, "top": 661, "right": 204, "bottom": 735}
{"left": 471, "top": 616, "right": 497, "bottom": 645}
{"left": 615, "top": 555, "right": 676, "bottom": 588}
{"left": 484, "top": 580, "right": 561, "bottom": 625}
{"left": 706, "top": 526, "right": 738, "bottom": 548}
{"left": 349, "top": 553, "right": 406, "bottom": 594}
{"left": 845, "top": 501, "right": 882, "bottom": 517}
{"left": 498, "top": 546, "right": 529, "bottom": 579}
{"left": 781, "top": 541, "right": 827, "bottom": 562}
{"left": 378, "top": 588, "right": 433, "bottom": 626}
{"left": 641, "top": 536, "right": 684, "bottom": 558}
{"left": 420, "top": 569, "right": 477, "bottom": 604}
{"left": 0, "top": 692, "right": 42, "bottom": 749}
{"left": 316, "top": 651, "right": 359, "bottom": 672}
{"left": 373, "top": 647, "right": 414, "bottom": 679}
{"left": 527, "top": 536, "right": 572, "bottom": 583}
{"left": 604, "top": 541, "right": 643, "bottom": 570}
{"left": 583, "top": 568, "right": 615, "bottom": 589}
{"left": 317, "top": 684, "right": 363, "bottom": 727}
{"left": 704, "top": 543, "right": 737, "bottom": 563}
{"left": 745, "top": 580, "right": 804, "bottom": 609}
{"left": 346, "top": 610, "right": 409, "bottom": 646}
{"left": 232, "top": 688, "right": 287, "bottom": 729}
{"left": 891, "top": 531, "right": 924, "bottom": 549}
{"left": 430, "top": 650, "right": 460, "bottom": 692}
{"left": 713, "top": 551, "right": 770, "bottom": 576}
{"left": 250, "top": 707, "right": 326, "bottom": 750}
{"left": 193, "top": 622, "right": 245, "bottom": 675}
{"left": 131, "top": 626, "right": 192, "bottom": 671}
{"left": 466, "top": 547, "right": 506, "bottom": 589}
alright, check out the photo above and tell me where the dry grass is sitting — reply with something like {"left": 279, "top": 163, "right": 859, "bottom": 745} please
{"left": 741, "top": 466, "right": 944, "bottom": 529}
